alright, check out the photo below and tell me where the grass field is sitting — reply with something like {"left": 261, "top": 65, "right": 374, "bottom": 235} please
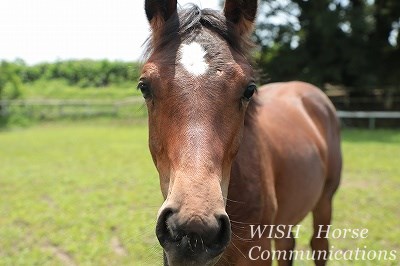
{"left": 0, "top": 121, "right": 399, "bottom": 265}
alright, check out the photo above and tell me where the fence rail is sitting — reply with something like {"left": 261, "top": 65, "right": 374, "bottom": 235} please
{"left": 337, "top": 111, "right": 400, "bottom": 129}
{"left": 1, "top": 99, "right": 400, "bottom": 128}
{"left": 0, "top": 97, "right": 146, "bottom": 119}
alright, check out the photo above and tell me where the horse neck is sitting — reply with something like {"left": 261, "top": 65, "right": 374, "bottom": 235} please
{"left": 227, "top": 122, "right": 271, "bottom": 224}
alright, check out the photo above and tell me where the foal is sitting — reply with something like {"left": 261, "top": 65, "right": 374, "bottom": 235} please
{"left": 140, "top": 1, "right": 342, "bottom": 265}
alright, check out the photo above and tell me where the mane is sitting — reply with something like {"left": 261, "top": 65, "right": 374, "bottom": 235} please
{"left": 142, "top": 4, "right": 254, "bottom": 61}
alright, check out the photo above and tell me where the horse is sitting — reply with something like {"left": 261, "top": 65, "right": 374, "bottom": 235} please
{"left": 139, "top": 1, "right": 342, "bottom": 265}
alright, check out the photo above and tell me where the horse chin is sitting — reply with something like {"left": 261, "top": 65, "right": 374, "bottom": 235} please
{"left": 164, "top": 250, "right": 222, "bottom": 266}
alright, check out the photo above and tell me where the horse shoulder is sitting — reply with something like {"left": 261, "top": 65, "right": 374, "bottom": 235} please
{"left": 255, "top": 81, "right": 339, "bottom": 163}
{"left": 250, "top": 81, "right": 339, "bottom": 224}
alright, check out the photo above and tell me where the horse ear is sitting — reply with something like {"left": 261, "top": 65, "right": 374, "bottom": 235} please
{"left": 224, "top": 0, "right": 258, "bottom": 35}
{"left": 145, "top": 0, "right": 177, "bottom": 31}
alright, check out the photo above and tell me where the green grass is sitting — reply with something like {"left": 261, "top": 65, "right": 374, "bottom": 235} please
{"left": 0, "top": 121, "right": 162, "bottom": 265}
{"left": 0, "top": 125, "right": 399, "bottom": 265}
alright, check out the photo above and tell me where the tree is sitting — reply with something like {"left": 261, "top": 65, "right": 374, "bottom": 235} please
{"left": 0, "top": 61, "right": 23, "bottom": 100}
{"left": 255, "top": 0, "right": 400, "bottom": 98}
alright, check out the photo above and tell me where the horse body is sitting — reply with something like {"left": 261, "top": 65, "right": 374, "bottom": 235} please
{"left": 224, "top": 81, "right": 342, "bottom": 265}
{"left": 141, "top": 1, "right": 342, "bottom": 265}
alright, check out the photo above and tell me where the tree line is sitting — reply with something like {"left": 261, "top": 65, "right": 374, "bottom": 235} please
{"left": 255, "top": 0, "right": 400, "bottom": 98}
{"left": 0, "top": 60, "right": 140, "bottom": 100}
{"left": 2, "top": 0, "right": 399, "bottom": 103}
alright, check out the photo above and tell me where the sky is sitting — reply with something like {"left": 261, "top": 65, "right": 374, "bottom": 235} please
{"left": 0, "top": 0, "right": 221, "bottom": 65}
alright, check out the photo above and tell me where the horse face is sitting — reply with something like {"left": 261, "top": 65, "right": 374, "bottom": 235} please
{"left": 141, "top": 1, "right": 257, "bottom": 265}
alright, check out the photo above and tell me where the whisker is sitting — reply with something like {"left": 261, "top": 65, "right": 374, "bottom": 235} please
{"left": 231, "top": 232, "right": 255, "bottom": 242}
{"left": 229, "top": 219, "right": 254, "bottom": 225}
{"left": 231, "top": 241, "right": 247, "bottom": 260}
{"left": 223, "top": 196, "right": 245, "bottom": 204}
{"left": 218, "top": 255, "right": 231, "bottom": 266}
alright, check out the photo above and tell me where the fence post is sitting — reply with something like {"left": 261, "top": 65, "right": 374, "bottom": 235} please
{"left": 58, "top": 102, "right": 64, "bottom": 117}
{"left": 368, "top": 117, "right": 376, "bottom": 130}
{"left": 85, "top": 102, "right": 90, "bottom": 116}
{"left": 114, "top": 102, "right": 120, "bottom": 117}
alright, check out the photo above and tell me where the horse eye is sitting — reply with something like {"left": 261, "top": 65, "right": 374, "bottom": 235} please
{"left": 137, "top": 80, "right": 151, "bottom": 99}
{"left": 243, "top": 82, "right": 257, "bottom": 101}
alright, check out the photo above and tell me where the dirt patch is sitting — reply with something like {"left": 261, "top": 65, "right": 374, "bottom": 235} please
{"left": 41, "top": 195, "right": 58, "bottom": 209}
{"left": 110, "top": 236, "right": 128, "bottom": 256}
{"left": 43, "top": 243, "right": 76, "bottom": 266}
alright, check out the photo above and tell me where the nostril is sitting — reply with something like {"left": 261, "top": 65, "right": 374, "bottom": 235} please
{"left": 195, "top": 214, "right": 231, "bottom": 258}
{"left": 156, "top": 208, "right": 175, "bottom": 247}
{"left": 214, "top": 214, "right": 231, "bottom": 249}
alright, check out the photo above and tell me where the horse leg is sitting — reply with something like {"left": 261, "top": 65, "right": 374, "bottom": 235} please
{"left": 310, "top": 194, "right": 332, "bottom": 266}
{"left": 310, "top": 127, "right": 341, "bottom": 265}
{"left": 275, "top": 231, "right": 295, "bottom": 266}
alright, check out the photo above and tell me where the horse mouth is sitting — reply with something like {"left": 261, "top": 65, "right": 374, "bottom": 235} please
{"left": 163, "top": 250, "right": 222, "bottom": 266}
{"left": 162, "top": 236, "right": 226, "bottom": 264}
{"left": 157, "top": 209, "right": 230, "bottom": 266}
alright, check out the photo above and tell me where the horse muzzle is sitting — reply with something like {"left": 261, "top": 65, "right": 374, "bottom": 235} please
{"left": 156, "top": 207, "right": 231, "bottom": 266}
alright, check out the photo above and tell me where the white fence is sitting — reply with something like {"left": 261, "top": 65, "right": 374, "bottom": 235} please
{"left": 337, "top": 111, "right": 400, "bottom": 129}
{"left": 1, "top": 99, "right": 400, "bottom": 128}
{"left": 0, "top": 97, "right": 146, "bottom": 119}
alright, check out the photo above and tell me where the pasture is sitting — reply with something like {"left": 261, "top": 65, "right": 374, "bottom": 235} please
{"left": 0, "top": 121, "right": 399, "bottom": 265}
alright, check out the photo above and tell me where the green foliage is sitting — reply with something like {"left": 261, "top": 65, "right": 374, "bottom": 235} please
{"left": 24, "top": 79, "right": 140, "bottom": 100}
{"left": 0, "top": 61, "right": 25, "bottom": 100}
{"left": 4, "top": 111, "right": 33, "bottom": 128}
{"left": 0, "top": 60, "right": 143, "bottom": 127}
{"left": 1, "top": 59, "right": 141, "bottom": 88}
{"left": 256, "top": 0, "right": 400, "bottom": 96}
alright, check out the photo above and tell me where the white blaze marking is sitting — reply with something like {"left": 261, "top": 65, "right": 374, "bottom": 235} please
{"left": 179, "top": 42, "right": 208, "bottom": 76}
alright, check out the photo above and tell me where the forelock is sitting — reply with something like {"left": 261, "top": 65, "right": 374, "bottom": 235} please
{"left": 142, "top": 4, "right": 253, "bottom": 62}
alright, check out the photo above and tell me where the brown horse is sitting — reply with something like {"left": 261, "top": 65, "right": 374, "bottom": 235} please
{"left": 139, "top": 0, "right": 342, "bottom": 265}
